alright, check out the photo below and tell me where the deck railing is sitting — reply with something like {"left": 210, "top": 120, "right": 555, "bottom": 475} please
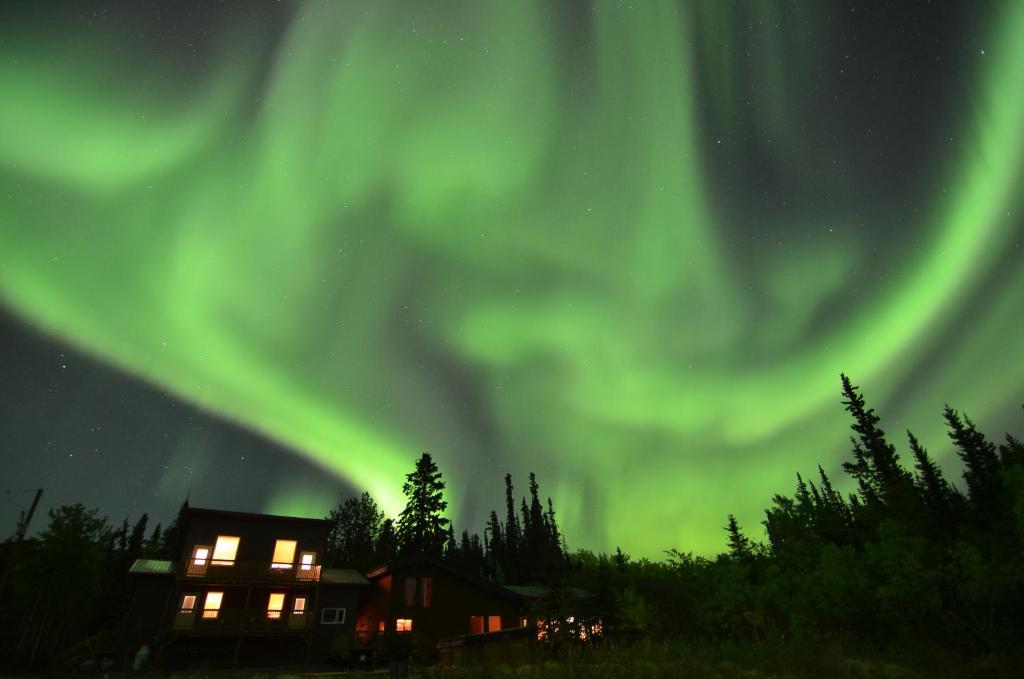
{"left": 171, "top": 608, "right": 312, "bottom": 633}
{"left": 183, "top": 560, "right": 322, "bottom": 583}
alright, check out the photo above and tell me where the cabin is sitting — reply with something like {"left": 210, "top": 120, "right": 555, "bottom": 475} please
{"left": 353, "top": 553, "right": 526, "bottom": 657}
{"left": 120, "top": 507, "right": 368, "bottom": 669}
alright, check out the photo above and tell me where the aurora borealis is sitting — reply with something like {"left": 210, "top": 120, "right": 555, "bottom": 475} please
{"left": 1, "top": 1, "right": 1022, "bottom": 557}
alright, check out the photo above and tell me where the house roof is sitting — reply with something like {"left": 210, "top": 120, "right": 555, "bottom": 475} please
{"left": 503, "top": 585, "right": 548, "bottom": 599}
{"left": 365, "top": 554, "right": 524, "bottom": 602}
{"left": 504, "top": 584, "right": 592, "bottom": 599}
{"left": 129, "top": 558, "right": 174, "bottom": 576}
{"left": 321, "top": 568, "right": 371, "bottom": 586}
{"left": 185, "top": 506, "right": 332, "bottom": 526}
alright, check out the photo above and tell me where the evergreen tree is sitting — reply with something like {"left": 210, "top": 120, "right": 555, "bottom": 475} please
{"left": 503, "top": 474, "right": 521, "bottom": 581}
{"left": 376, "top": 518, "right": 398, "bottom": 562}
{"left": 725, "top": 514, "right": 752, "bottom": 561}
{"left": 143, "top": 523, "right": 163, "bottom": 558}
{"left": 527, "top": 472, "right": 546, "bottom": 553}
{"left": 159, "top": 496, "right": 190, "bottom": 559}
{"left": 546, "top": 497, "right": 565, "bottom": 554}
{"left": 396, "top": 452, "right": 450, "bottom": 556}
{"left": 840, "top": 375, "right": 916, "bottom": 518}
{"left": 485, "top": 510, "right": 505, "bottom": 579}
{"left": 327, "top": 491, "right": 383, "bottom": 569}
{"left": 444, "top": 524, "right": 458, "bottom": 559}
{"left": 908, "top": 431, "right": 962, "bottom": 529}
{"left": 945, "top": 407, "right": 1003, "bottom": 517}
{"left": 128, "top": 513, "right": 148, "bottom": 561}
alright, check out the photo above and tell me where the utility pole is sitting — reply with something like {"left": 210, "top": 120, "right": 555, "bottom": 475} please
{"left": 0, "top": 488, "right": 44, "bottom": 605}
{"left": 14, "top": 489, "right": 44, "bottom": 541}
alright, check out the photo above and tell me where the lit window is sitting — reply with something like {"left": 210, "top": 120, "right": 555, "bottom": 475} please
{"left": 202, "top": 591, "right": 223, "bottom": 619}
{"left": 299, "top": 552, "right": 316, "bottom": 570}
{"left": 180, "top": 594, "right": 197, "bottom": 613}
{"left": 421, "top": 577, "right": 432, "bottom": 607}
{"left": 293, "top": 597, "right": 306, "bottom": 614}
{"left": 271, "top": 540, "right": 297, "bottom": 568}
{"left": 488, "top": 616, "right": 502, "bottom": 632}
{"left": 192, "top": 547, "right": 210, "bottom": 566}
{"left": 211, "top": 536, "right": 239, "bottom": 565}
{"left": 396, "top": 618, "right": 413, "bottom": 633}
{"left": 378, "top": 619, "right": 385, "bottom": 632}
{"left": 320, "top": 608, "right": 346, "bottom": 625}
{"left": 266, "top": 592, "right": 285, "bottom": 619}
{"left": 469, "top": 616, "right": 484, "bottom": 634}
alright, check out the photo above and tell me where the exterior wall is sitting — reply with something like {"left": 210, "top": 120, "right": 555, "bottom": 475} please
{"left": 180, "top": 511, "right": 329, "bottom": 571}
{"left": 356, "top": 563, "right": 522, "bottom": 655}
{"left": 126, "top": 509, "right": 365, "bottom": 669}
{"left": 119, "top": 575, "right": 173, "bottom": 666}
{"left": 310, "top": 585, "right": 363, "bottom": 662}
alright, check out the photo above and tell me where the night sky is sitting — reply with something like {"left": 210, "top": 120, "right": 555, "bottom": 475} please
{"left": 1, "top": 1, "right": 1022, "bottom": 557}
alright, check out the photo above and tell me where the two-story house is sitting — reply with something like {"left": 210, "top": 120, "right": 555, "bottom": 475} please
{"left": 121, "top": 507, "right": 368, "bottom": 669}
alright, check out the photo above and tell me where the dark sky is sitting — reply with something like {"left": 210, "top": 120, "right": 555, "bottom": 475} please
{"left": 1, "top": 0, "right": 1021, "bottom": 555}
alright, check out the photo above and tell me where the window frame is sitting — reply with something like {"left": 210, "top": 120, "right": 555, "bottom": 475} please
{"left": 202, "top": 591, "right": 224, "bottom": 619}
{"left": 211, "top": 535, "right": 240, "bottom": 566}
{"left": 266, "top": 592, "right": 286, "bottom": 619}
{"left": 271, "top": 539, "right": 297, "bottom": 569}
{"left": 320, "top": 607, "right": 347, "bottom": 625}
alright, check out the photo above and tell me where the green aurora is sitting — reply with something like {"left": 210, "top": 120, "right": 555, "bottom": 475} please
{"left": 1, "top": 1, "right": 1023, "bottom": 555}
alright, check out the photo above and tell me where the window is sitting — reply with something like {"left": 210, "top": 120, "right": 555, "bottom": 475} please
{"left": 421, "top": 577, "right": 432, "bottom": 607}
{"left": 299, "top": 551, "right": 316, "bottom": 571}
{"left": 378, "top": 619, "right": 385, "bottom": 632}
{"left": 470, "top": 615, "right": 502, "bottom": 634}
{"left": 266, "top": 592, "right": 285, "bottom": 619}
{"left": 211, "top": 536, "right": 239, "bottom": 565}
{"left": 202, "top": 591, "right": 223, "bottom": 619}
{"left": 179, "top": 594, "right": 197, "bottom": 614}
{"left": 404, "top": 577, "right": 416, "bottom": 606}
{"left": 192, "top": 546, "right": 210, "bottom": 566}
{"left": 320, "top": 608, "right": 346, "bottom": 625}
{"left": 293, "top": 597, "right": 306, "bottom": 615}
{"left": 396, "top": 618, "right": 413, "bottom": 633}
{"left": 469, "top": 616, "right": 484, "bottom": 635}
{"left": 271, "top": 540, "right": 297, "bottom": 568}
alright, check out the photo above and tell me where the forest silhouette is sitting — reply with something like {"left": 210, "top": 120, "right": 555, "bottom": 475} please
{"left": 1, "top": 375, "right": 1022, "bottom": 675}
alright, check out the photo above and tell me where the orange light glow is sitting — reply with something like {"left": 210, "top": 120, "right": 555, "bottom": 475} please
{"left": 271, "top": 540, "right": 297, "bottom": 568}
{"left": 202, "top": 591, "right": 223, "bottom": 619}
{"left": 192, "top": 547, "right": 209, "bottom": 565}
{"left": 211, "top": 536, "right": 239, "bottom": 565}
{"left": 396, "top": 618, "right": 413, "bottom": 632}
{"left": 267, "top": 592, "right": 285, "bottom": 619}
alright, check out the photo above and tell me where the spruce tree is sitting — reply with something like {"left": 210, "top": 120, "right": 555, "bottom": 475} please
{"left": 503, "top": 474, "right": 521, "bottom": 581}
{"left": 396, "top": 452, "right": 450, "bottom": 556}
{"left": 159, "top": 497, "right": 189, "bottom": 560}
{"left": 945, "top": 407, "right": 1003, "bottom": 516}
{"left": 128, "top": 513, "right": 148, "bottom": 561}
{"left": 725, "top": 514, "right": 752, "bottom": 561}
{"left": 327, "top": 491, "right": 384, "bottom": 568}
{"left": 376, "top": 518, "right": 398, "bottom": 562}
{"left": 840, "top": 375, "right": 915, "bottom": 517}
{"left": 908, "top": 430, "right": 961, "bottom": 529}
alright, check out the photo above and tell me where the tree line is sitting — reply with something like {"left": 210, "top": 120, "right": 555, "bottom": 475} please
{"left": 1, "top": 374, "right": 1022, "bottom": 672}
{"left": 323, "top": 454, "right": 569, "bottom": 587}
